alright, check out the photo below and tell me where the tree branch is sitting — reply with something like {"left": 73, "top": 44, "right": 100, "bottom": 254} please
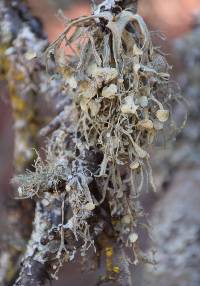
{"left": 13, "top": 0, "right": 151, "bottom": 285}
{"left": 0, "top": 0, "right": 50, "bottom": 283}
{"left": 14, "top": 195, "right": 62, "bottom": 286}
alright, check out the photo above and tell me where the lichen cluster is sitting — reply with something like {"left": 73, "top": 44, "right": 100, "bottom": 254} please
{"left": 15, "top": 3, "right": 180, "bottom": 275}
{"left": 45, "top": 10, "right": 175, "bottom": 201}
{"left": 47, "top": 9, "right": 175, "bottom": 185}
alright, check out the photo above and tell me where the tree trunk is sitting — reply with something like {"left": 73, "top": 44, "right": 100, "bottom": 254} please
{"left": 0, "top": 0, "right": 54, "bottom": 284}
{"left": 140, "top": 19, "right": 200, "bottom": 286}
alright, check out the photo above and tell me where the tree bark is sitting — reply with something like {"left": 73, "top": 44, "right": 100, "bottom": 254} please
{"left": 0, "top": 0, "right": 56, "bottom": 284}
{"left": 141, "top": 168, "right": 200, "bottom": 286}
{"left": 140, "top": 19, "right": 200, "bottom": 286}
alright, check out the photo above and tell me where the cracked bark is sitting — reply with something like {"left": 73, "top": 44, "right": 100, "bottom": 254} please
{"left": 14, "top": 195, "right": 62, "bottom": 286}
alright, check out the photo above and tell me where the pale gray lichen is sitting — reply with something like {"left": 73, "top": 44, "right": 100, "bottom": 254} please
{"left": 13, "top": 1, "right": 182, "bottom": 279}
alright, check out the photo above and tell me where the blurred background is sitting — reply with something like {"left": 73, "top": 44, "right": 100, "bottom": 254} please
{"left": 1, "top": 0, "right": 200, "bottom": 285}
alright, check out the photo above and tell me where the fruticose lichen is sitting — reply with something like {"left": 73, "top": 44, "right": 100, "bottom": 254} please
{"left": 14, "top": 1, "right": 182, "bottom": 280}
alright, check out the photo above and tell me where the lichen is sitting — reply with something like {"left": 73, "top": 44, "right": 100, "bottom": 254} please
{"left": 14, "top": 1, "right": 183, "bottom": 280}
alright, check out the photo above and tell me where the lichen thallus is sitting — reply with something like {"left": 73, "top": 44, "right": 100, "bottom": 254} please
{"left": 14, "top": 3, "right": 184, "bottom": 277}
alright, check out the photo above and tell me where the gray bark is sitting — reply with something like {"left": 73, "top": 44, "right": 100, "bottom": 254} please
{"left": 140, "top": 18, "right": 200, "bottom": 286}
{"left": 142, "top": 167, "right": 200, "bottom": 286}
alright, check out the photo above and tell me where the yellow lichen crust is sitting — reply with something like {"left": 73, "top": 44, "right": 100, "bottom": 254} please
{"left": 0, "top": 43, "right": 40, "bottom": 173}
